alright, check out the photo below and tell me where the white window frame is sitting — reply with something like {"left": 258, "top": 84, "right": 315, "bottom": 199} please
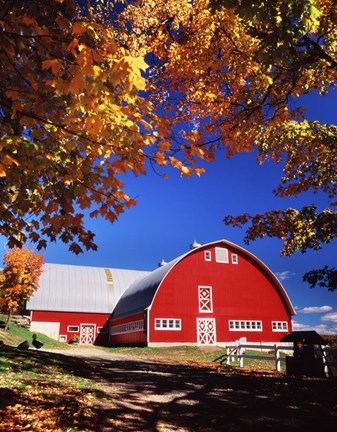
{"left": 231, "top": 254, "right": 238, "bottom": 264}
{"left": 215, "top": 247, "right": 229, "bottom": 263}
{"left": 67, "top": 325, "right": 79, "bottom": 332}
{"left": 155, "top": 318, "right": 182, "bottom": 331}
{"left": 59, "top": 335, "right": 67, "bottom": 342}
{"left": 204, "top": 250, "right": 211, "bottom": 261}
{"left": 198, "top": 286, "right": 213, "bottom": 313}
{"left": 272, "top": 321, "right": 288, "bottom": 332}
{"left": 229, "top": 320, "right": 263, "bottom": 331}
{"left": 110, "top": 320, "right": 144, "bottom": 335}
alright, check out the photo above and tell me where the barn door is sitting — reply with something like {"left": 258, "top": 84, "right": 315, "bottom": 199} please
{"left": 80, "top": 324, "right": 96, "bottom": 344}
{"left": 197, "top": 318, "right": 216, "bottom": 345}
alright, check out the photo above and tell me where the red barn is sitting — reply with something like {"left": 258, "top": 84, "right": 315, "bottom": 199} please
{"left": 26, "top": 263, "right": 149, "bottom": 345}
{"left": 109, "top": 240, "right": 295, "bottom": 346}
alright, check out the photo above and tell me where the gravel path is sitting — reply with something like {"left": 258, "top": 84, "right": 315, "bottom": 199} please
{"left": 45, "top": 347, "right": 337, "bottom": 432}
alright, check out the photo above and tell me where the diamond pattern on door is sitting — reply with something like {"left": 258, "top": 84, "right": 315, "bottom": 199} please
{"left": 198, "top": 287, "right": 212, "bottom": 312}
{"left": 80, "top": 324, "right": 96, "bottom": 344}
{"left": 197, "top": 318, "right": 216, "bottom": 345}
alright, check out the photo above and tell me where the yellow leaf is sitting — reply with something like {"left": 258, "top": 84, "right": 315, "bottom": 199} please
{"left": 181, "top": 166, "right": 193, "bottom": 176}
{"left": 0, "top": 163, "right": 6, "bottom": 177}
{"left": 93, "top": 65, "right": 102, "bottom": 78}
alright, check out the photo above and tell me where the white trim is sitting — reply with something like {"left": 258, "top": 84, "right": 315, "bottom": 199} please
{"left": 215, "top": 247, "right": 229, "bottom": 263}
{"left": 204, "top": 250, "right": 211, "bottom": 261}
{"left": 198, "top": 286, "right": 213, "bottom": 313}
{"left": 80, "top": 323, "right": 96, "bottom": 344}
{"left": 111, "top": 319, "right": 144, "bottom": 335}
{"left": 155, "top": 318, "right": 181, "bottom": 330}
{"left": 229, "top": 320, "right": 263, "bottom": 331}
{"left": 231, "top": 254, "right": 238, "bottom": 264}
{"left": 197, "top": 318, "right": 216, "bottom": 345}
{"left": 272, "top": 321, "right": 288, "bottom": 332}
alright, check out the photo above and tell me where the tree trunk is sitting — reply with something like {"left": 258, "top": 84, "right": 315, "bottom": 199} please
{"left": 4, "top": 311, "right": 11, "bottom": 331}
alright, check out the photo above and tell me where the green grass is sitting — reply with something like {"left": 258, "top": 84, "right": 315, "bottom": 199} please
{"left": 101, "top": 345, "right": 286, "bottom": 370}
{"left": 0, "top": 347, "right": 109, "bottom": 431}
{"left": 0, "top": 318, "right": 110, "bottom": 430}
{"left": 0, "top": 314, "right": 68, "bottom": 350}
{"left": 103, "top": 345, "right": 228, "bottom": 362}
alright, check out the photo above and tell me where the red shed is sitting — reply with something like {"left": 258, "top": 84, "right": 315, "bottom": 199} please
{"left": 109, "top": 240, "right": 295, "bottom": 346}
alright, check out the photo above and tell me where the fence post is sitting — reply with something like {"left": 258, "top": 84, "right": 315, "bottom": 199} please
{"left": 274, "top": 345, "right": 281, "bottom": 372}
{"left": 239, "top": 345, "right": 244, "bottom": 367}
{"left": 226, "top": 347, "right": 230, "bottom": 365}
{"left": 322, "top": 346, "right": 329, "bottom": 377}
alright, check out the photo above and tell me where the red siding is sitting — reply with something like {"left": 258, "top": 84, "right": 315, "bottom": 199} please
{"left": 148, "top": 245, "right": 292, "bottom": 344}
{"left": 110, "top": 312, "right": 146, "bottom": 345}
{"left": 31, "top": 310, "right": 110, "bottom": 345}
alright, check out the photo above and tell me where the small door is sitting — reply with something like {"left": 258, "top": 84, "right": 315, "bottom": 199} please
{"left": 197, "top": 318, "right": 216, "bottom": 345}
{"left": 80, "top": 324, "right": 96, "bottom": 344}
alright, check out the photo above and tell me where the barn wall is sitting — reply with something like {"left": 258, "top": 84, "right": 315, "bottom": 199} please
{"left": 110, "top": 312, "right": 147, "bottom": 345}
{"left": 31, "top": 310, "right": 110, "bottom": 345}
{"left": 148, "top": 244, "right": 292, "bottom": 345}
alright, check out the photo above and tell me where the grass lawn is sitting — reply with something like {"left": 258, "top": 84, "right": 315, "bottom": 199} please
{"left": 0, "top": 348, "right": 108, "bottom": 431}
{"left": 0, "top": 319, "right": 109, "bottom": 430}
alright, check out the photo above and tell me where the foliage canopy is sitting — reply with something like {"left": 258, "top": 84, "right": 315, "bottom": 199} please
{"left": 0, "top": 0, "right": 336, "bottom": 287}
{"left": 121, "top": 0, "right": 337, "bottom": 289}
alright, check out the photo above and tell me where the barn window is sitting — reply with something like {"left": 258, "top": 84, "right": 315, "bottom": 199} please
{"left": 68, "top": 326, "right": 79, "bottom": 332}
{"left": 97, "top": 327, "right": 108, "bottom": 333}
{"left": 272, "top": 321, "right": 288, "bottom": 332}
{"left": 198, "top": 286, "right": 213, "bottom": 313}
{"left": 215, "top": 247, "right": 229, "bottom": 263}
{"left": 155, "top": 318, "right": 181, "bottom": 330}
{"left": 59, "top": 335, "right": 67, "bottom": 342}
{"left": 229, "top": 320, "right": 263, "bottom": 331}
{"left": 231, "top": 254, "right": 238, "bottom": 264}
{"left": 204, "top": 251, "right": 211, "bottom": 261}
{"left": 110, "top": 320, "right": 144, "bottom": 335}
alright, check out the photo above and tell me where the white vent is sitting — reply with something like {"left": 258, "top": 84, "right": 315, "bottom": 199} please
{"left": 190, "top": 240, "right": 201, "bottom": 250}
{"left": 215, "top": 247, "right": 229, "bottom": 263}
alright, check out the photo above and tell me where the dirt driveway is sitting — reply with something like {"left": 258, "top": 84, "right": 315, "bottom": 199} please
{"left": 47, "top": 347, "right": 337, "bottom": 432}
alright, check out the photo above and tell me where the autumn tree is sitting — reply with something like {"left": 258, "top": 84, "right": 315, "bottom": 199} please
{"left": 0, "top": 247, "right": 44, "bottom": 330}
{"left": 120, "top": 0, "right": 337, "bottom": 290}
{"left": 0, "top": 0, "right": 204, "bottom": 255}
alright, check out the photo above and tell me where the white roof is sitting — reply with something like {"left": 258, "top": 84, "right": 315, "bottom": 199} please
{"left": 27, "top": 263, "right": 150, "bottom": 314}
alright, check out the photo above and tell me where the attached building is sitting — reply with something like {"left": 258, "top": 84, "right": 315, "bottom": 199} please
{"left": 27, "top": 263, "right": 149, "bottom": 344}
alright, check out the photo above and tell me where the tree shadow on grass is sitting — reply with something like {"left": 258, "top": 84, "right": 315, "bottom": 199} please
{"left": 0, "top": 347, "right": 111, "bottom": 431}
{"left": 1, "top": 347, "right": 337, "bottom": 431}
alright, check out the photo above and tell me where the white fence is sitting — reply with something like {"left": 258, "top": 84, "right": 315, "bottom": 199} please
{"left": 222, "top": 342, "right": 337, "bottom": 377}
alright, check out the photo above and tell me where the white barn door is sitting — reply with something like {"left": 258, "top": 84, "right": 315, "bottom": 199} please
{"left": 197, "top": 318, "right": 216, "bottom": 345}
{"left": 80, "top": 324, "right": 96, "bottom": 344}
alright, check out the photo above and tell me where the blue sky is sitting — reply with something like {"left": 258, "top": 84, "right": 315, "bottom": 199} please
{"left": 1, "top": 92, "right": 336, "bottom": 335}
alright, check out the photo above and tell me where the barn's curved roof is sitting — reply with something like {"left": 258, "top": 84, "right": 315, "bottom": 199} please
{"left": 112, "top": 239, "right": 296, "bottom": 319}
{"left": 27, "top": 263, "right": 150, "bottom": 314}
{"left": 111, "top": 257, "right": 181, "bottom": 318}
